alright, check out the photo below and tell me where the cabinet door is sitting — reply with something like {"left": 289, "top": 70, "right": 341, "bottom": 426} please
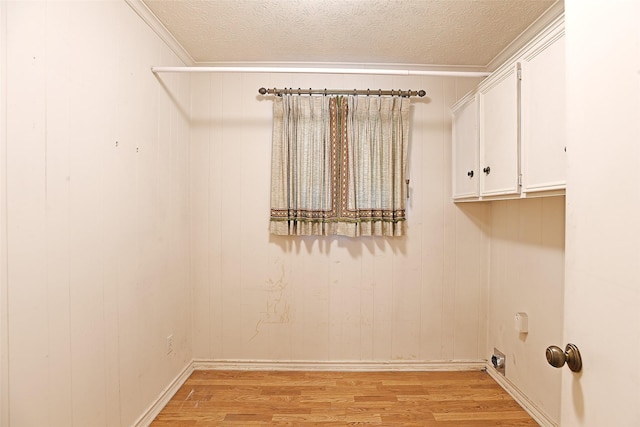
{"left": 452, "top": 94, "right": 479, "bottom": 199}
{"left": 521, "top": 26, "right": 566, "bottom": 193}
{"left": 478, "top": 64, "right": 520, "bottom": 197}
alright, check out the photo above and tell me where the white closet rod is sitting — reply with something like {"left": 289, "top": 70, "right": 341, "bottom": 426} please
{"left": 150, "top": 66, "right": 490, "bottom": 78}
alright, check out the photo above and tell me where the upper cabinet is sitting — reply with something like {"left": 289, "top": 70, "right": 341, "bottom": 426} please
{"left": 520, "top": 22, "right": 566, "bottom": 193}
{"left": 478, "top": 64, "right": 521, "bottom": 197}
{"left": 452, "top": 93, "right": 479, "bottom": 199}
{"left": 451, "top": 15, "right": 565, "bottom": 201}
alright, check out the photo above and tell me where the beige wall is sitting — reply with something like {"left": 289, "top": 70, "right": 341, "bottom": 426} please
{"left": 2, "top": 1, "right": 191, "bottom": 425}
{"left": 189, "top": 72, "right": 566, "bottom": 422}
{"left": 0, "top": 2, "right": 569, "bottom": 425}
{"left": 189, "top": 72, "right": 492, "bottom": 363}
{"left": 488, "top": 197, "right": 565, "bottom": 422}
{"left": 0, "top": 1, "right": 8, "bottom": 425}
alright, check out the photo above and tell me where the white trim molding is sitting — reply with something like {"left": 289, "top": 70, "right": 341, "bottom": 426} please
{"left": 192, "top": 359, "right": 486, "bottom": 372}
{"left": 124, "top": 0, "right": 194, "bottom": 66}
{"left": 133, "top": 363, "right": 195, "bottom": 427}
{"left": 486, "top": 0, "right": 564, "bottom": 72}
{"left": 485, "top": 364, "right": 558, "bottom": 427}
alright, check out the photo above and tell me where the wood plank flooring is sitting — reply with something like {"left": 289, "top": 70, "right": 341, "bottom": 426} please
{"left": 151, "top": 370, "right": 538, "bottom": 426}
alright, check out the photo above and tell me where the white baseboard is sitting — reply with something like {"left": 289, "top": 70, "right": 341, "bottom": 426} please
{"left": 192, "top": 358, "right": 486, "bottom": 372}
{"left": 485, "top": 363, "right": 557, "bottom": 427}
{"left": 133, "top": 362, "right": 195, "bottom": 427}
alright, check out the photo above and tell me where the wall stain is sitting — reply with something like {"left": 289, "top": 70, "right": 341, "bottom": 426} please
{"left": 249, "top": 265, "right": 292, "bottom": 342}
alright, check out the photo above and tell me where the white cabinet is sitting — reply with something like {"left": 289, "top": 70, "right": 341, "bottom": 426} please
{"left": 520, "top": 23, "right": 566, "bottom": 193}
{"left": 450, "top": 15, "right": 565, "bottom": 201}
{"left": 451, "top": 94, "right": 479, "bottom": 199}
{"left": 478, "top": 64, "right": 521, "bottom": 197}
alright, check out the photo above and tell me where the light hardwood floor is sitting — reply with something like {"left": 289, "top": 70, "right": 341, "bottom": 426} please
{"left": 151, "top": 370, "right": 538, "bottom": 426}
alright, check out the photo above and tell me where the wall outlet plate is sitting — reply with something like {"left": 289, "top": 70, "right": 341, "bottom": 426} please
{"left": 491, "top": 348, "right": 506, "bottom": 375}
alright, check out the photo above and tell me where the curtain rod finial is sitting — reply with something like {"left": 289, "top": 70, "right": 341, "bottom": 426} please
{"left": 258, "top": 87, "right": 268, "bottom": 95}
{"left": 418, "top": 90, "right": 426, "bottom": 97}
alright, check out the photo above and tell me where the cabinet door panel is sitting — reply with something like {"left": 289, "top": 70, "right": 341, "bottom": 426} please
{"left": 452, "top": 95, "right": 479, "bottom": 199}
{"left": 479, "top": 65, "right": 520, "bottom": 197}
{"left": 521, "top": 29, "right": 566, "bottom": 192}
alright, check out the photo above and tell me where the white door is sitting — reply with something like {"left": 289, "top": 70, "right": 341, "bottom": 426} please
{"left": 562, "top": 1, "right": 640, "bottom": 425}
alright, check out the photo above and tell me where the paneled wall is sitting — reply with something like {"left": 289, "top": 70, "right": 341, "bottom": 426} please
{"left": 0, "top": 1, "right": 8, "bottom": 425}
{"left": 488, "top": 197, "right": 565, "bottom": 422}
{"left": 0, "top": 2, "right": 568, "bottom": 425}
{"left": 190, "top": 72, "right": 490, "bottom": 363}
{"left": 2, "top": 1, "right": 191, "bottom": 426}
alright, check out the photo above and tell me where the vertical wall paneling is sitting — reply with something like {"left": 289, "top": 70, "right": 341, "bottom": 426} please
{"left": 487, "top": 197, "right": 565, "bottom": 421}
{"left": 5, "top": 1, "right": 192, "bottom": 425}
{"left": 219, "top": 74, "right": 246, "bottom": 359}
{"left": 243, "top": 73, "right": 285, "bottom": 360}
{"left": 0, "top": 0, "right": 8, "bottom": 424}
{"left": 101, "top": 11, "right": 122, "bottom": 422}
{"left": 191, "top": 73, "right": 490, "bottom": 365}
{"left": 44, "top": 2, "right": 74, "bottom": 424}
{"left": 69, "top": 2, "right": 118, "bottom": 424}
{"left": 438, "top": 80, "right": 457, "bottom": 361}
{"left": 421, "top": 78, "right": 448, "bottom": 360}
{"left": 208, "top": 73, "right": 225, "bottom": 360}
{"left": 3, "top": 3, "right": 569, "bottom": 424}
{"left": 6, "top": 2, "right": 49, "bottom": 425}
{"left": 453, "top": 203, "right": 490, "bottom": 359}
{"left": 190, "top": 73, "right": 211, "bottom": 359}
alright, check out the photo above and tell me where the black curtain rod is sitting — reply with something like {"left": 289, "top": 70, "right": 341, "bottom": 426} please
{"left": 258, "top": 87, "right": 426, "bottom": 98}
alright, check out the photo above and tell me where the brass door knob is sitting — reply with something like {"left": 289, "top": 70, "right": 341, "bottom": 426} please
{"left": 546, "top": 343, "right": 582, "bottom": 372}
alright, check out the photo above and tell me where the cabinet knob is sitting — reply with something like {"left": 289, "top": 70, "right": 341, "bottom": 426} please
{"left": 467, "top": 170, "right": 474, "bottom": 178}
{"left": 483, "top": 166, "right": 491, "bottom": 175}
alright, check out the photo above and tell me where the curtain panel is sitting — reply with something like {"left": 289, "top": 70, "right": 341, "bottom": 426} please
{"left": 270, "top": 95, "right": 410, "bottom": 237}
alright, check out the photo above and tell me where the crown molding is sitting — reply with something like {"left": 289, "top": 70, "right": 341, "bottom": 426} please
{"left": 486, "top": 0, "right": 564, "bottom": 72}
{"left": 125, "top": 0, "right": 195, "bottom": 66}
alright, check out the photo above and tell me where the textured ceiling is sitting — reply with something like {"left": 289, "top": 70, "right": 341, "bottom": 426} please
{"left": 141, "top": 0, "right": 558, "bottom": 68}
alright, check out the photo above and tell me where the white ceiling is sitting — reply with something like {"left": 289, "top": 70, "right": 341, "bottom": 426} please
{"left": 140, "top": 0, "right": 560, "bottom": 70}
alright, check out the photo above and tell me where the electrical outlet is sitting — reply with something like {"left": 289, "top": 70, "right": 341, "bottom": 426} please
{"left": 167, "top": 334, "right": 174, "bottom": 356}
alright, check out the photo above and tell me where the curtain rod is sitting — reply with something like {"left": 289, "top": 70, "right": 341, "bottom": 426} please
{"left": 150, "top": 66, "right": 490, "bottom": 78}
{"left": 258, "top": 87, "right": 426, "bottom": 98}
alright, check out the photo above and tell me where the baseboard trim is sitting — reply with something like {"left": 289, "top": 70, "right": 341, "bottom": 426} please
{"left": 192, "top": 358, "right": 486, "bottom": 372}
{"left": 485, "top": 363, "right": 558, "bottom": 427}
{"left": 133, "top": 362, "right": 195, "bottom": 427}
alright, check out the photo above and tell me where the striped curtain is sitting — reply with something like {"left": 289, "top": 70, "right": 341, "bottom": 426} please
{"left": 270, "top": 95, "right": 410, "bottom": 237}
